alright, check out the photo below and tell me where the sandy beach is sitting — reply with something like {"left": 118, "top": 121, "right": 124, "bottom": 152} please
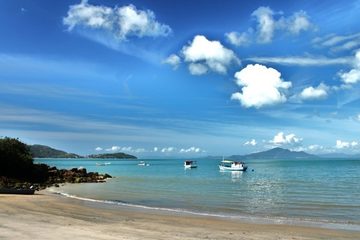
{"left": 0, "top": 191, "right": 358, "bottom": 240}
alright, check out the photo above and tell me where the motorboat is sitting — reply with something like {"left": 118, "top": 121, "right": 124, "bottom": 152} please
{"left": 138, "top": 161, "right": 150, "bottom": 166}
{"left": 96, "top": 162, "right": 111, "bottom": 166}
{"left": 184, "top": 160, "right": 197, "bottom": 169}
{"left": 219, "top": 160, "right": 247, "bottom": 171}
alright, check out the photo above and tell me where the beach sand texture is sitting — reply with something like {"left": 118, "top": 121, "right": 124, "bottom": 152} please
{"left": 0, "top": 191, "right": 359, "bottom": 240}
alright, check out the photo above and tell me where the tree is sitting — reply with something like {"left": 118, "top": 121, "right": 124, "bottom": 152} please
{"left": 0, "top": 137, "right": 33, "bottom": 179}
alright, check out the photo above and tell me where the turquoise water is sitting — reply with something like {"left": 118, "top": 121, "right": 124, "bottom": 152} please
{"left": 36, "top": 158, "right": 360, "bottom": 228}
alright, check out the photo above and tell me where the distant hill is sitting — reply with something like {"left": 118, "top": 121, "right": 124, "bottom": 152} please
{"left": 88, "top": 152, "right": 137, "bottom": 159}
{"left": 29, "top": 144, "right": 81, "bottom": 158}
{"left": 228, "top": 147, "right": 318, "bottom": 160}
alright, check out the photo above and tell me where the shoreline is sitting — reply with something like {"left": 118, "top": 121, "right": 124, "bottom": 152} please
{"left": 0, "top": 190, "right": 359, "bottom": 240}
{"left": 49, "top": 186, "right": 360, "bottom": 232}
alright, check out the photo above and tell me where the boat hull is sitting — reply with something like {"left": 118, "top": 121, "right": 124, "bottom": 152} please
{"left": 219, "top": 165, "right": 247, "bottom": 171}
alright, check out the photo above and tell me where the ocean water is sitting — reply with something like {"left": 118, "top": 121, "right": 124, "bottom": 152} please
{"left": 36, "top": 158, "right": 360, "bottom": 229}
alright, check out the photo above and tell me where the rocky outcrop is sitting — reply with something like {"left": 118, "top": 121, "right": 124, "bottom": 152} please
{"left": 0, "top": 166, "right": 112, "bottom": 192}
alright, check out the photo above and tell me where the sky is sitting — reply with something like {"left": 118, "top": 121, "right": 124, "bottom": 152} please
{"left": 1, "top": 0, "right": 360, "bottom": 157}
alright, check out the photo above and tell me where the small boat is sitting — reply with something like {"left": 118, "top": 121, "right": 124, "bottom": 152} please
{"left": 219, "top": 160, "right": 247, "bottom": 171}
{"left": 138, "top": 161, "right": 150, "bottom": 166}
{"left": 96, "top": 162, "right": 111, "bottom": 166}
{"left": 184, "top": 160, "right": 197, "bottom": 169}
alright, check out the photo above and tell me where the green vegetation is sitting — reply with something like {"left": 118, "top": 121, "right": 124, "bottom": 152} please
{"left": 0, "top": 137, "right": 48, "bottom": 182}
{"left": 88, "top": 152, "right": 137, "bottom": 159}
{"left": 29, "top": 144, "right": 81, "bottom": 158}
{"left": 0, "top": 137, "right": 111, "bottom": 190}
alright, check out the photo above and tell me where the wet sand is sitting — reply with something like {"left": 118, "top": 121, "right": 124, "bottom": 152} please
{"left": 0, "top": 191, "right": 358, "bottom": 240}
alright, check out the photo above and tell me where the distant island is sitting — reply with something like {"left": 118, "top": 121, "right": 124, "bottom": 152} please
{"left": 88, "top": 153, "right": 137, "bottom": 159}
{"left": 197, "top": 147, "right": 319, "bottom": 161}
{"left": 228, "top": 147, "right": 318, "bottom": 160}
{"left": 28, "top": 144, "right": 137, "bottom": 159}
{"left": 29, "top": 144, "right": 81, "bottom": 158}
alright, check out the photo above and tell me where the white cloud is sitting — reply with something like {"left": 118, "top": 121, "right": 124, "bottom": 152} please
{"left": 335, "top": 140, "right": 359, "bottom": 149}
{"left": 307, "top": 144, "right": 324, "bottom": 152}
{"left": 313, "top": 33, "right": 360, "bottom": 52}
{"left": 228, "top": 7, "right": 313, "bottom": 46}
{"left": 179, "top": 147, "right": 201, "bottom": 153}
{"left": 106, "top": 146, "right": 121, "bottom": 151}
{"left": 282, "top": 10, "right": 312, "bottom": 35}
{"left": 188, "top": 63, "right": 208, "bottom": 75}
{"left": 63, "top": 0, "right": 171, "bottom": 40}
{"left": 246, "top": 56, "right": 351, "bottom": 66}
{"left": 251, "top": 6, "right": 275, "bottom": 43}
{"left": 161, "top": 147, "right": 175, "bottom": 153}
{"left": 225, "top": 31, "right": 251, "bottom": 46}
{"left": 338, "top": 50, "right": 360, "bottom": 85}
{"left": 231, "top": 64, "right": 291, "bottom": 108}
{"left": 270, "top": 132, "right": 303, "bottom": 146}
{"left": 163, "top": 54, "right": 181, "bottom": 69}
{"left": 153, "top": 147, "right": 158, "bottom": 152}
{"left": 244, "top": 139, "right": 257, "bottom": 146}
{"left": 95, "top": 147, "right": 103, "bottom": 151}
{"left": 299, "top": 83, "right": 329, "bottom": 100}
{"left": 181, "top": 35, "right": 240, "bottom": 75}
{"left": 357, "top": 114, "right": 360, "bottom": 122}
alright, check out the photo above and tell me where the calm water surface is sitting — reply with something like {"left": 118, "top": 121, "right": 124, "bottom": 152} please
{"left": 36, "top": 158, "right": 360, "bottom": 228}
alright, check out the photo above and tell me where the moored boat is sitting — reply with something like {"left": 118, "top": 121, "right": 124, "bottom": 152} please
{"left": 138, "top": 161, "right": 150, "bottom": 166}
{"left": 184, "top": 160, "right": 197, "bottom": 168}
{"left": 219, "top": 160, "right": 247, "bottom": 171}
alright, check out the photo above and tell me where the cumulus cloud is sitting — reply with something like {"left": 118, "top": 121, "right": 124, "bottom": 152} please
{"left": 244, "top": 139, "right": 257, "bottom": 146}
{"left": 106, "top": 146, "right": 121, "bottom": 151}
{"left": 163, "top": 54, "right": 181, "bottom": 69}
{"left": 63, "top": 0, "right": 171, "bottom": 40}
{"left": 335, "top": 140, "right": 358, "bottom": 149}
{"left": 270, "top": 132, "right": 303, "bottom": 146}
{"left": 231, "top": 64, "right": 291, "bottom": 108}
{"left": 227, "top": 7, "right": 313, "bottom": 46}
{"left": 179, "top": 147, "right": 202, "bottom": 153}
{"left": 357, "top": 114, "right": 360, "bottom": 122}
{"left": 95, "top": 147, "right": 103, "bottom": 151}
{"left": 338, "top": 50, "right": 360, "bottom": 85}
{"left": 225, "top": 31, "right": 251, "bottom": 46}
{"left": 181, "top": 35, "right": 240, "bottom": 75}
{"left": 161, "top": 147, "right": 175, "bottom": 153}
{"left": 307, "top": 144, "right": 324, "bottom": 152}
{"left": 299, "top": 83, "right": 329, "bottom": 100}
{"left": 251, "top": 6, "right": 275, "bottom": 43}
{"left": 153, "top": 147, "right": 158, "bottom": 152}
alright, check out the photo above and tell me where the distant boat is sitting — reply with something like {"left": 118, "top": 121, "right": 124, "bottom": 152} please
{"left": 138, "top": 161, "right": 150, "bottom": 166}
{"left": 96, "top": 162, "right": 111, "bottom": 166}
{"left": 184, "top": 160, "right": 197, "bottom": 169}
{"left": 219, "top": 160, "right": 247, "bottom": 171}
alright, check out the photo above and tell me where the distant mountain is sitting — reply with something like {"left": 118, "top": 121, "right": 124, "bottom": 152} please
{"left": 88, "top": 152, "right": 137, "bottom": 159}
{"left": 228, "top": 147, "right": 318, "bottom": 160}
{"left": 29, "top": 144, "right": 81, "bottom": 158}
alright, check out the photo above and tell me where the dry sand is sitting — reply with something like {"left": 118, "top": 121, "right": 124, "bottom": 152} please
{"left": 0, "top": 191, "right": 359, "bottom": 240}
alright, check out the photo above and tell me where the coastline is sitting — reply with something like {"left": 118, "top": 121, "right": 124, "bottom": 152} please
{"left": 0, "top": 190, "right": 359, "bottom": 240}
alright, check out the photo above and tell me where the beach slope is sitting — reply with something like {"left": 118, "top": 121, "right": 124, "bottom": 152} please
{"left": 0, "top": 191, "right": 358, "bottom": 240}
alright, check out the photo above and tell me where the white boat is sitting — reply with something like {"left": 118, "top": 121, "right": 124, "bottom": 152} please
{"left": 219, "top": 160, "right": 247, "bottom": 171}
{"left": 184, "top": 160, "right": 197, "bottom": 169}
{"left": 138, "top": 161, "right": 150, "bottom": 166}
{"left": 96, "top": 162, "right": 111, "bottom": 166}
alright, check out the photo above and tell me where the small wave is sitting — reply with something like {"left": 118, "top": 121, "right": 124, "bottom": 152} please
{"left": 48, "top": 188, "right": 360, "bottom": 232}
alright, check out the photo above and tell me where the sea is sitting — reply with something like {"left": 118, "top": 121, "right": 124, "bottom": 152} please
{"left": 35, "top": 158, "right": 360, "bottom": 230}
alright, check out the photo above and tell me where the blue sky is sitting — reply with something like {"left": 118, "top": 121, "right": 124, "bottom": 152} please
{"left": 1, "top": 0, "right": 360, "bottom": 157}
